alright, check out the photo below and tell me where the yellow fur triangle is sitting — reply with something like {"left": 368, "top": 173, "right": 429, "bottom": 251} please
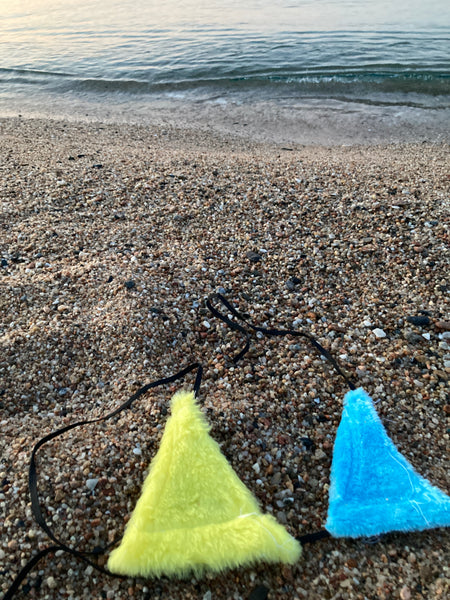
{"left": 107, "top": 390, "right": 301, "bottom": 578}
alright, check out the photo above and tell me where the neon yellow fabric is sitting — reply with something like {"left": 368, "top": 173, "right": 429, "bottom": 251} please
{"left": 107, "top": 390, "right": 301, "bottom": 578}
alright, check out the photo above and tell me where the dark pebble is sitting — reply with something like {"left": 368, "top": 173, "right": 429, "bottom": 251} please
{"left": 316, "top": 414, "right": 329, "bottom": 423}
{"left": 124, "top": 280, "right": 136, "bottom": 289}
{"left": 1, "top": 258, "right": 8, "bottom": 267}
{"left": 405, "top": 332, "right": 425, "bottom": 344}
{"left": 286, "top": 276, "right": 302, "bottom": 290}
{"left": 248, "top": 585, "right": 269, "bottom": 600}
{"left": 407, "top": 315, "right": 431, "bottom": 327}
{"left": 245, "top": 251, "right": 262, "bottom": 263}
{"left": 300, "top": 437, "right": 315, "bottom": 450}
{"left": 149, "top": 306, "right": 164, "bottom": 314}
{"left": 92, "top": 163, "right": 103, "bottom": 169}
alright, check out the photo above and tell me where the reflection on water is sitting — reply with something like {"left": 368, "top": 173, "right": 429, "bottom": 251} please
{"left": 0, "top": 0, "right": 449, "bottom": 113}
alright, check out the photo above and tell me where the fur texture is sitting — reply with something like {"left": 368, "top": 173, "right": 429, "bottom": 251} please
{"left": 326, "top": 387, "right": 450, "bottom": 538}
{"left": 107, "top": 390, "right": 301, "bottom": 578}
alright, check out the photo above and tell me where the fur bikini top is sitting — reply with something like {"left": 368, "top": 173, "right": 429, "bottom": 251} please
{"left": 4, "top": 295, "right": 450, "bottom": 598}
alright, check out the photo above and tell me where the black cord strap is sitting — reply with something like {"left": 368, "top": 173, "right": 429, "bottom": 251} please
{"left": 4, "top": 362, "right": 203, "bottom": 600}
{"left": 297, "top": 530, "right": 331, "bottom": 544}
{"left": 206, "top": 293, "right": 355, "bottom": 547}
{"left": 207, "top": 294, "right": 355, "bottom": 391}
{"left": 206, "top": 296, "right": 251, "bottom": 363}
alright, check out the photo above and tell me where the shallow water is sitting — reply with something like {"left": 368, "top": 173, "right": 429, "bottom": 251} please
{"left": 1, "top": 0, "right": 449, "bottom": 141}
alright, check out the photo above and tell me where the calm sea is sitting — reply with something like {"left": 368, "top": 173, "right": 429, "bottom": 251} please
{"left": 1, "top": 0, "right": 449, "bottom": 129}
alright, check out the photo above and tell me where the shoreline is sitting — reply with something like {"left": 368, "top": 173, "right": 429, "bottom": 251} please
{"left": 0, "top": 116, "right": 449, "bottom": 600}
{"left": 1, "top": 90, "right": 450, "bottom": 146}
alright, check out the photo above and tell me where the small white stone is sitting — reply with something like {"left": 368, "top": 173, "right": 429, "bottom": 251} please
{"left": 46, "top": 576, "right": 57, "bottom": 589}
{"left": 252, "top": 462, "right": 261, "bottom": 475}
{"left": 422, "top": 333, "right": 430, "bottom": 340}
{"left": 362, "top": 319, "right": 372, "bottom": 327}
{"left": 202, "top": 320, "right": 211, "bottom": 328}
{"left": 373, "top": 328, "right": 386, "bottom": 338}
{"left": 133, "top": 446, "right": 142, "bottom": 455}
{"left": 86, "top": 478, "right": 98, "bottom": 491}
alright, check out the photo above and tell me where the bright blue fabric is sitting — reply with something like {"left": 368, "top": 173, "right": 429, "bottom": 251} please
{"left": 325, "top": 388, "right": 450, "bottom": 538}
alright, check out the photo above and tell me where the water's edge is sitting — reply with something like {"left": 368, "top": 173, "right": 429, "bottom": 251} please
{"left": 1, "top": 90, "right": 449, "bottom": 146}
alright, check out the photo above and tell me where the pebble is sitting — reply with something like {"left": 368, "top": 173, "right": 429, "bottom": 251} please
{"left": 407, "top": 315, "right": 431, "bottom": 327}
{"left": 271, "top": 472, "right": 282, "bottom": 485}
{"left": 46, "top": 576, "right": 57, "bottom": 589}
{"left": 86, "top": 478, "right": 99, "bottom": 491}
{"left": 286, "top": 276, "right": 301, "bottom": 290}
{"left": 246, "top": 251, "right": 262, "bottom": 262}
{"left": 405, "top": 332, "right": 424, "bottom": 344}
{"left": 372, "top": 328, "right": 386, "bottom": 338}
{"left": 400, "top": 586, "right": 411, "bottom": 600}
{"left": 276, "top": 511, "right": 288, "bottom": 524}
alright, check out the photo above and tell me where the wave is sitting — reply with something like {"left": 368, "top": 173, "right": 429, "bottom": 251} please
{"left": 1, "top": 65, "right": 449, "bottom": 108}
{"left": 0, "top": 67, "right": 74, "bottom": 79}
{"left": 64, "top": 69, "right": 450, "bottom": 101}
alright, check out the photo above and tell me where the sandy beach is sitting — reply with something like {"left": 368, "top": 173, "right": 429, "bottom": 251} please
{"left": 0, "top": 116, "right": 449, "bottom": 600}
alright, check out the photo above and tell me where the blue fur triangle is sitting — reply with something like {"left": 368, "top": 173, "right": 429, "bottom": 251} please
{"left": 325, "top": 388, "right": 450, "bottom": 538}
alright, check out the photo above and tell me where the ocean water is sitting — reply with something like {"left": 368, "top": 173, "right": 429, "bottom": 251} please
{"left": 1, "top": 0, "right": 449, "bottom": 140}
